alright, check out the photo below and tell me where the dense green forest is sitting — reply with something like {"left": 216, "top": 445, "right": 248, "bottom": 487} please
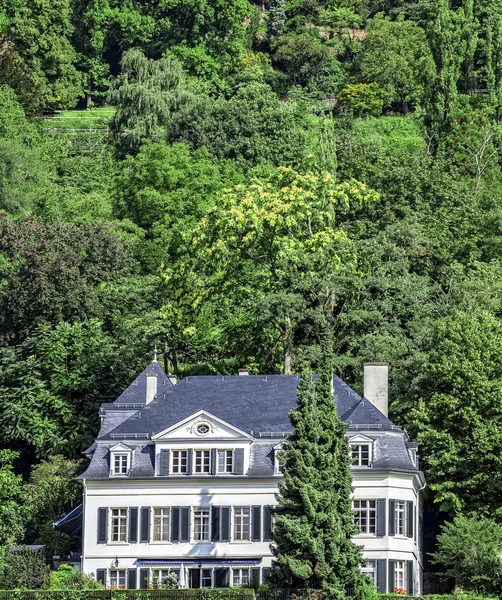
{"left": 2, "top": 0, "right": 502, "bottom": 591}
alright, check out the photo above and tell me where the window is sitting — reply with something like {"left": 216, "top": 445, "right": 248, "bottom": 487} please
{"left": 218, "top": 450, "right": 233, "bottom": 473}
{"left": 233, "top": 507, "right": 251, "bottom": 541}
{"left": 395, "top": 501, "right": 406, "bottom": 536}
{"left": 151, "top": 569, "right": 179, "bottom": 588}
{"left": 109, "top": 570, "right": 126, "bottom": 588}
{"left": 351, "top": 444, "right": 370, "bottom": 467}
{"left": 110, "top": 508, "right": 127, "bottom": 542}
{"left": 112, "top": 453, "right": 129, "bottom": 476}
{"left": 194, "top": 450, "right": 211, "bottom": 474}
{"left": 233, "top": 568, "right": 250, "bottom": 586}
{"left": 395, "top": 561, "right": 405, "bottom": 591}
{"left": 172, "top": 450, "right": 188, "bottom": 474}
{"left": 201, "top": 569, "right": 212, "bottom": 588}
{"left": 361, "top": 560, "right": 377, "bottom": 586}
{"left": 353, "top": 500, "right": 376, "bottom": 535}
{"left": 193, "top": 509, "right": 210, "bottom": 541}
{"left": 153, "top": 507, "right": 170, "bottom": 542}
{"left": 197, "top": 423, "right": 210, "bottom": 435}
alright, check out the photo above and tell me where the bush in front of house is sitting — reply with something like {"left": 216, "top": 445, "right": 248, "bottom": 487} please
{"left": 48, "top": 565, "right": 104, "bottom": 590}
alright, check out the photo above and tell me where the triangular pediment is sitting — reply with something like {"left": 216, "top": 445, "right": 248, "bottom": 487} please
{"left": 151, "top": 410, "right": 253, "bottom": 441}
{"left": 109, "top": 442, "right": 134, "bottom": 452}
{"left": 348, "top": 433, "right": 373, "bottom": 444}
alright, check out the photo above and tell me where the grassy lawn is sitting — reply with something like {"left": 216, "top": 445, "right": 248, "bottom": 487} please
{"left": 40, "top": 106, "right": 115, "bottom": 130}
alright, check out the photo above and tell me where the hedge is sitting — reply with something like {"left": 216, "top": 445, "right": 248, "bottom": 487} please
{"left": 0, "top": 591, "right": 255, "bottom": 600}
{"left": 376, "top": 595, "right": 498, "bottom": 600}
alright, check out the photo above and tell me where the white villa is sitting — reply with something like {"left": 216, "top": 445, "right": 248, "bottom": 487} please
{"left": 64, "top": 361, "right": 425, "bottom": 593}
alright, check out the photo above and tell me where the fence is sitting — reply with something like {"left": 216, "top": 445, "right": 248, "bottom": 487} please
{"left": 0, "top": 592, "right": 254, "bottom": 600}
{"left": 0, "top": 590, "right": 366, "bottom": 600}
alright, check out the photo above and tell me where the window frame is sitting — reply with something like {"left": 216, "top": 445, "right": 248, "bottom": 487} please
{"left": 172, "top": 450, "right": 188, "bottom": 474}
{"left": 108, "top": 569, "right": 126, "bottom": 589}
{"left": 150, "top": 568, "right": 180, "bottom": 588}
{"left": 361, "top": 560, "right": 377, "bottom": 587}
{"left": 350, "top": 443, "right": 371, "bottom": 467}
{"left": 109, "top": 507, "right": 128, "bottom": 543}
{"left": 217, "top": 449, "right": 234, "bottom": 474}
{"left": 193, "top": 508, "right": 211, "bottom": 541}
{"left": 395, "top": 500, "right": 406, "bottom": 536}
{"left": 232, "top": 568, "right": 250, "bottom": 587}
{"left": 201, "top": 569, "right": 212, "bottom": 588}
{"left": 111, "top": 452, "right": 131, "bottom": 477}
{"left": 353, "top": 499, "right": 377, "bottom": 535}
{"left": 395, "top": 560, "right": 405, "bottom": 591}
{"left": 194, "top": 449, "right": 211, "bottom": 474}
{"left": 152, "top": 506, "right": 171, "bottom": 543}
{"left": 233, "top": 506, "right": 251, "bottom": 541}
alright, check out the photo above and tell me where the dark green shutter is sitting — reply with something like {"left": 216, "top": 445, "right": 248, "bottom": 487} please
{"left": 129, "top": 507, "right": 138, "bottom": 543}
{"left": 376, "top": 499, "right": 386, "bottom": 537}
{"left": 160, "top": 450, "right": 170, "bottom": 476}
{"left": 211, "top": 448, "right": 217, "bottom": 475}
{"left": 407, "top": 501, "right": 414, "bottom": 538}
{"left": 389, "top": 499, "right": 396, "bottom": 536}
{"left": 252, "top": 506, "right": 262, "bottom": 541}
{"left": 96, "top": 569, "right": 106, "bottom": 586}
{"left": 211, "top": 506, "right": 221, "bottom": 542}
{"left": 181, "top": 507, "right": 190, "bottom": 542}
{"left": 407, "top": 561, "right": 413, "bottom": 594}
{"left": 214, "top": 568, "right": 230, "bottom": 588}
{"left": 388, "top": 560, "right": 395, "bottom": 593}
{"left": 172, "top": 507, "right": 180, "bottom": 542}
{"left": 262, "top": 568, "right": 271, "bottom": 583}
{"left": 263, "top": 505, "right": 273, "bottom": 541}
{"left": 140, "top": 507, "right": 150, "bottom": 542}
{"left": 234, "top": 448, "right": 245, "bottom": 474}
{"left": 377, "top": 559, "right": 387, "bottom": 593}
{"left": 186, "top": 448, "right": 193, "bottom": 474}
{"left": 251, "top": 568, "right": 260, "bottom": 586}
{"left": 139, "top": 568, "right": 149, "bottom": 589}
{"left": 97, "top": 507, "right": 107, "bottom": 544}
{"left": 128, "top": 569, "right": 137, "bottom": 589}
{"left": 221, "top": 506, "right": 230, "bottom": 541}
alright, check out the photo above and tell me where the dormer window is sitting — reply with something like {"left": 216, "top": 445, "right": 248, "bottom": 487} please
{"left": 273, "top": 444, "right": 283, "bottom": 475}
{"left": 109, "top": 444, "right": 133, "bottom": 477}
{"left": 351, "top": 444, "right": 371, "bottom": 467}
{"left": 113, "top": 453, "right": 129, "bottom": 476}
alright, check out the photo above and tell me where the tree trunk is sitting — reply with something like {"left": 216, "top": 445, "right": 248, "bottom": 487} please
{"left": 283, "top": 317, "right": 292, "bottom": 374}
{"left": 86, "top": 78, "right": 92, "bottom": 109}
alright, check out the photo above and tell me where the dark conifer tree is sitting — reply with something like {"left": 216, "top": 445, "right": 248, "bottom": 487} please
{"left": 270, "top": 356, "right": 365, "bottom": 597}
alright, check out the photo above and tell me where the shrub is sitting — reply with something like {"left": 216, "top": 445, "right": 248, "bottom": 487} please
{"left": 337, "top": 83, "right": 386, "bottom": 117}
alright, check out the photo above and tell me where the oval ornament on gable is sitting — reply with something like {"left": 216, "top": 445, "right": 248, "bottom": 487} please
{"left": 196, "top": 423, "right": 210, "bottom": 435}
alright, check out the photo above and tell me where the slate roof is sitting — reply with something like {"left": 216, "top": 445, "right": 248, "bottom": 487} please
{"left": 79, "top": 361, "right": 418, "bottom": 479}
{"left": 100, "top": 368, "right": 394, "bottom": 440}
{"left": 114, "top": 361, "right": 173, "bottom": 405}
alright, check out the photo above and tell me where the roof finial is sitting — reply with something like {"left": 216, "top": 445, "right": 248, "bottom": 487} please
{"left": 154, "top": 343, "right": 158, "bottom": 363}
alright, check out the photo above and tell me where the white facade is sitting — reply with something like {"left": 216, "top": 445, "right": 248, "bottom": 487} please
{"left": 78, "top": 366, "right": 426, "bottom": 594}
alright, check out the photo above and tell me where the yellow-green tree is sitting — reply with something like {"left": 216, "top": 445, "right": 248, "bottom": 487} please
{"left": 162, "top": 166, "right": 379, "bottom": 373}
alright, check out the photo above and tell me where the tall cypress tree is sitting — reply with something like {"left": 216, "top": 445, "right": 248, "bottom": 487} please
{"left": 270, "top": 357, "right": 365, "bottom": 597}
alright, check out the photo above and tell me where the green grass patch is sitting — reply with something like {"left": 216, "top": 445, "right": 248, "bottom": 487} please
{"left": 40, "top": 107, "right": 115, "bottom": 130}
{"left": 349, "top": 115, "right": 425, "bottom": 152}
